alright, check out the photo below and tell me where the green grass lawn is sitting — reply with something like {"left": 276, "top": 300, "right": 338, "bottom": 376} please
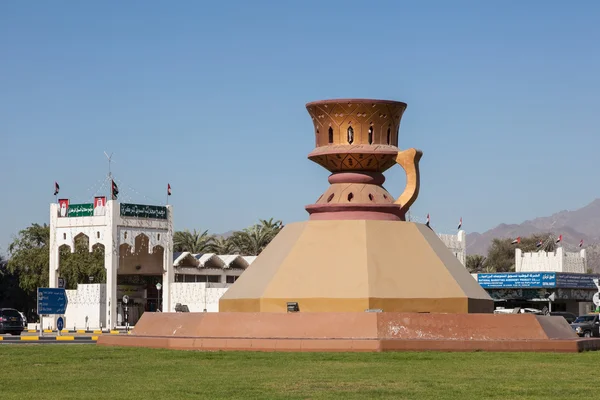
{"left": 0, "top": 345, "right": 595, "bottom": 399}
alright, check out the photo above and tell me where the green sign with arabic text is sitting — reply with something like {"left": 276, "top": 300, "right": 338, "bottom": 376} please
{"left": 67, "top": 203, "right": 94, "bottom": 217}
{"left": 120, "top": 203, "right": 168, "bottom": 220}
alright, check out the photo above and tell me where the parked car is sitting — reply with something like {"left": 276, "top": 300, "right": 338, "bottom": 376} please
{"left": 570, "top": 314, "right": 600, "bottom": 338}
{"left": 549, "top": 311, "right": 577, "bottom": 324}
{"left": 0, "top": 308, "right": 25, "bottom": 335}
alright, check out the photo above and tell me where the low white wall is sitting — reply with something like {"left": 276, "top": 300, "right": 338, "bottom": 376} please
{"left": 63, "top": 284, "right": 106, "bottom": 330}
{"left": 170, "top": 282, "right": 228, "bottom": 312}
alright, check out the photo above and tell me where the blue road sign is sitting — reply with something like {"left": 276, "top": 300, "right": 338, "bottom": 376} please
{"left": 37, "top": 288, "right": 68, "bottom": 314}
{"left": 57, "top": 317, "right": 64, "bottom": 331}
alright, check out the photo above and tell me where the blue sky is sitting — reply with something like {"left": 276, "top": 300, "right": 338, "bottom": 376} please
{"left": 1, "top": 1, "right": 599, "bottom": 254}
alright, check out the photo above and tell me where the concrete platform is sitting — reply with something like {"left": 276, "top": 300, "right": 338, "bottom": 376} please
{"left": 96, "top": 312, "right": 600, "bottom": 353}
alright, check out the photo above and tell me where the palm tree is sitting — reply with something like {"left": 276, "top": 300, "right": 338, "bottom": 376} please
{"left": 208, "top": 237, "right": 237, "bottom": 255}
{"left": 173, "top": 229, "right": 215, "bottom": 253}
{"left": 229, "top": 218, "right": 283, "bottom": 256}
{"left": 466, "top": 254, "right": 489, "bottom": 273}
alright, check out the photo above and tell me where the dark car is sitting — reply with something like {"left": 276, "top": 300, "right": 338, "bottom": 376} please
{"left": 550, "top": 311, "right": 577, "bottom": 324}
{"left": 570, "top": 314, "right": 600, "bottom": 338}
{"left": 0, "top": 308, "right": 25, "bottom": 335}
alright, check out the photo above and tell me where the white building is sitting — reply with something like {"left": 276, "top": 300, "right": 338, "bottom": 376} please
{"left": 48, "top": 197, "right": 174, "bottom": 329}
{"left": 438, "top": 230, "right": 466, "bottom": 266}
{"left": 515, "top": 247, "right": 587, "bottom": 273}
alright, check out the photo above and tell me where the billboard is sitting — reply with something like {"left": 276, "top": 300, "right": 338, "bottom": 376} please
{"left": 67, "top": 203, "right": 94, "bottom": 217}
{"left": 94, "top": 196, "right": 106, "bottom": 216}
{"left": 477, "top": 272, "right": 600, "bottom": 290}
{"left": 120, "top": 203, "right": 167, "bottom": 219}
{"left": 477, "top": 273, "right": 556, "bottom": 289}
{"left": 58, "top": 199, "right": 69, "bottom": 218}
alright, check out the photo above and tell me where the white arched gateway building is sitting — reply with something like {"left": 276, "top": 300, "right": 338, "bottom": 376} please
{"left": 46, "top": 196, "right": 258, "bottom": 330}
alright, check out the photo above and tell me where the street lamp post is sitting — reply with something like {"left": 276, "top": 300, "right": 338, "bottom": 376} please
{"left": 155, "top": 282, "right": 162, "bottom": 312}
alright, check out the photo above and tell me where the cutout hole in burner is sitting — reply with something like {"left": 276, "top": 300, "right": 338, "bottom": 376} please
{"left": 327, "top": 193, "right": 335, "bottom": 203}
{"left": 347, "top": 193, "right": 354, "bottom": 202}
{"left": 328, "top": 127, "right": 333, "bottom": 143}
{"left": 387, "top": 127, "right": 391, "bottom": 144}
{"left": 368, "top": 126, "right": 373, "bottom": 144}
{"left": 347, "top": 126, "right": 354, "bottom": 144}
{"left": 368, "top": 193, "right": 374, "bottom": 201}
{"left": 383, "top": 194, "right": 388, "bottom": 200}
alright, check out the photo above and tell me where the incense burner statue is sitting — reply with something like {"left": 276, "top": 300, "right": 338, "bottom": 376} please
{"left": 305, "top": 99, "right": 422, "bottom": 221}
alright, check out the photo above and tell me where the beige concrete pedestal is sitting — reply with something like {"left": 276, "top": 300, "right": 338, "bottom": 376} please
{"left": 219, "top": 220, "right": 493, "bottom": 313}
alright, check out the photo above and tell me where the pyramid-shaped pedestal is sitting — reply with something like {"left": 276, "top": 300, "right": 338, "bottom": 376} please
{"left": 220, "top": 220, "right": 493, "bottom": 313}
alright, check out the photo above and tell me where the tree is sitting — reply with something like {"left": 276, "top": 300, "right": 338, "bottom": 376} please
{"left": 208, "top": 236, "right": 237, "bottom": 254}
{"left": 466, "top": 254, "right": 488, "bottom": 273}
{"left": 8, "top": 223, "right": 107, "bottom": 294}
{"left": 58, "top": 235, "right": 106, "bottom": 289}
{"left": 229, "top": 218, "right": 283, "bottom": 256}
{"left": 7, "top": 223, "right": 51, "bottom": 293}
{"left": 0, "top": 254, "right": 35, "bottom": 319}
{"left": 173, "top": 229, "right": 215, "bottom": 253}
{"left": 484, "top": 233, "right": 556, "bottom": 273}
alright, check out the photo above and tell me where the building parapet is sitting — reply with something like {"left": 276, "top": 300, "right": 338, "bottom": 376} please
{"left": 515, "top": 247, "right": 587, "bottom": 274}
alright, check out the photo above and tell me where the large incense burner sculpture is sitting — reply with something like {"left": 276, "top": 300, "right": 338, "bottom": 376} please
{"left": 99, "top": 99, "right": 593, "bottom": 353}
{"left": 220, "top": 99, "right": 493, "bottom": 313}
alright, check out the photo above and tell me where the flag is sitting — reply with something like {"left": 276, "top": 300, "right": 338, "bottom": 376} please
{"left": 511, "top": 237, "right": 521, "bottom": 245}
{"left": 168, "top": 183, "right": 171, "bottom": 196}
{"left": 54, "top": 181, "right": 60, "bottom": 196}
{"left": 535, "top": 240, "right": 543, "bottom": 248}
{"left": 111, "top": 180, "right": 119, "bottom": 200}
{"left": 556, "top": 234, "right": 562, "bottom": 244}
{"left": 457, "top": 217, "right": 462, "bottom": 230}
{"left": 579, "top": 239, "right": 584, "bottom": 248}
{"left": 425, "top": 213, "right": 430, "bottom": 227}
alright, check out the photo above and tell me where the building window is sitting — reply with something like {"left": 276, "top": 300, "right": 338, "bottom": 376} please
{"left": 184, "top": 275, "right": 195, "bottom": 283}
{"left": 199, "top": 275, "right": 221, "bottom": 283}
{"left": 226, "top": 276, "right": 239, "bottom": 284}
{"left": 175, "top": 274, "right": 183, "bottom": 282}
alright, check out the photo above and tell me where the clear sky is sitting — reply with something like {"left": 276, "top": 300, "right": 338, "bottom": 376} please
{"left": 1, "top": 1, "right": 599, "bottom": 255}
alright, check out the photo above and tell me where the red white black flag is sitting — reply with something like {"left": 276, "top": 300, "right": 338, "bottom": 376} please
{"left": 457, "top": 217, "right": 462, "bottom": 230}
{"left": 511, "top": 237, "right": 521, "bottom": 245}
{"left": 536, "top": 240, "right": 543, "bottom": 248}
{"left": 556, "top": 234, "right": 562, "bottom": 244}
{"left": 579, "top": 239, "right": 584, "bottom": 248}
{"left": 426, "top": 213, "right": 430, "bottom": 227}
{"left": 168, "top": 183, "right": 172, "bottom": 196}
{"left": 54, "top": 181, "right": 60, "bottom": 196}
{"left": 111, "top": 180, "right": 119, "bottom": 200}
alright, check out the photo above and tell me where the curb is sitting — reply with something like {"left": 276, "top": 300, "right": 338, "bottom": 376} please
{"left": 27, "top": 330, "right": 127, "bottom": 334}
{"left": 0, "top": 336, "right": 98, "bottom": 342}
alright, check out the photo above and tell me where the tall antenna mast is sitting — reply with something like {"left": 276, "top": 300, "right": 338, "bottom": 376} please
{"left": 104, "top": 151, "right": 115, "bottom": 180}
{"left": 104, "top": 151, "right": 117, "bottom": 199}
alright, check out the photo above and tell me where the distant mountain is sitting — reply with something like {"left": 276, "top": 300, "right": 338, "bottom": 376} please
{"left": 466, "top": 199, "right": 600, "bottom": 270}
{"left": 214, "top": 230, "right": 235, "bottom": 239}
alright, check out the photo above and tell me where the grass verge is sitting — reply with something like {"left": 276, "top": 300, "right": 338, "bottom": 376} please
{"left": 0, "top": 345, "right": 594, "bottom": 399}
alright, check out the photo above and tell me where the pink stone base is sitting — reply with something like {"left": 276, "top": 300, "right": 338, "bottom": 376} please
{"left": 96, "top": 312, "right": 600, "bottom": 353}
